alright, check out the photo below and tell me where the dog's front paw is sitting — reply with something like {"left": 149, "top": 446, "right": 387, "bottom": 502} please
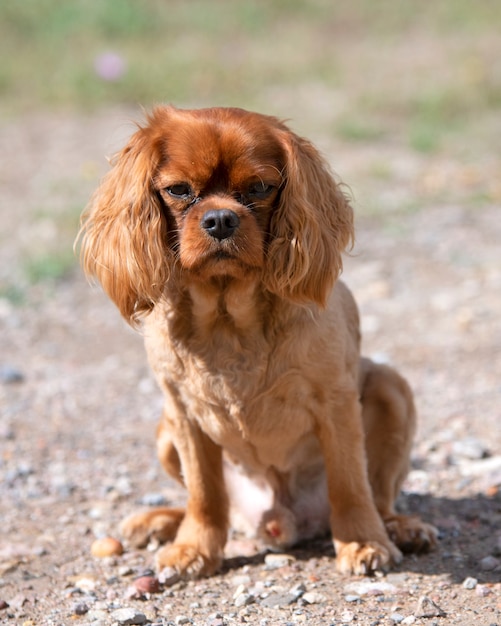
{"left": 335, "top": 540, "right": 402, "bottom": 575}
{"left": 155, "top": 543, "right": 222, "bottom": 579}
{"left": 384, "top": 515, "right": 438, "bottom": 554}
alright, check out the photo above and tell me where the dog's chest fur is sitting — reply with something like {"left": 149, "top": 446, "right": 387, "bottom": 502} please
{"left": 144, "top": 279, "right": 328, "bottom": 472}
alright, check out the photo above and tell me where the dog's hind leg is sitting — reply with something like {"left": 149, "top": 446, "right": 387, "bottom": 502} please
{"left": 120, "top": 507, "right": 185, "bottom": 548}
{"left": 360, "top": 357, "right": 438, "bottom": 553}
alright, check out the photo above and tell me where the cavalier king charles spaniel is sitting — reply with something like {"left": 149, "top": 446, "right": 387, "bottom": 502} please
{"left": 78, "top": 106, "right": 437, "bottom": 577}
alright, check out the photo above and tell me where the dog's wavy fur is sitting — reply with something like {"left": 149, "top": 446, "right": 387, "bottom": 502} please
{"left": 78, "top": 106, "right": 436, "bottom": 577}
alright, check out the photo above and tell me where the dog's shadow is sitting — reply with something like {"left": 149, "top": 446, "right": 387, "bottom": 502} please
{"left": 222, "top": 492, "right": 501, "bottom": 584}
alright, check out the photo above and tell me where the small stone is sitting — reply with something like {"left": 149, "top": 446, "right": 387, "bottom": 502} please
{"left": 475, "top": 584, "right": 492, "bottom": 597}
{"left": 451, "top": 438, "right": 488, "bottom": 460}
{"left": 88, "top": 507, "right": 105, "bottom": 520}
{"left": 234, "top": 592, "right": 255, "bottom": 607}
{"left": 73, "top": 602, "right": 89, "bottom": 615}
{"left": 302, "top": 591, "right": 326, "bottom": 604}
{"left": 0, "top": 601, "right": 9, "bottom": 610}
{"left": 73, "top": 575, "right": 98, "bottom": 592}
{"left": 0, "top": 423, "right": 15, "bottom": 440}
{"left": 231, "top": 574, "right": 252, "bottom": 587}
{"left": 91, "top": 537, "right": 124, "bottom": 558}
{"left": 139, "top": 493, "right": 169, "bottom": 506}
{"left": 264, "top": 553, "right": 295, "bottom": 569}
{"left": 133, "top": 575, "right": 160, "bottom": 594}
{"left": 401, "top": 617, "right": 416, "bottom": 625}
{"left": 233, "top": 584, "right": 248, "bottom": 599}
{"left": 414, "top": 595, "right": 446, "bottom": 618}
{"left": 340, "top": 610, "right": 355, "bottom": 623}
{"left": 111, "top": 608, "right": 148, "bottom": 625}
{"left": 344, "top": 580, "right": 398, "bottom": 596}
{"left": 87, "top": 608, "right": 109, "bottom": 622}
{"left": 390, "top": 614, "right": 404, "bottom": 624}
{"left": 175, "top": 616, "right": 191, "bottom": 625}
{"left": 386, "top": 573, "right": 408, "bottom": 584}
{"left": 124, "top": 585, "right": 142, "bottom": 600}
{"left": 206, "top": 614, "right": 225, "bottom": 626}
{"left": 462, "top": 576, "right": 478, "bottom": 589}
{"left": 345, "top": 594, "right": 360, "bottom": 603}
{"left": 260, "top": 592, "right": 297, "bottom": 608}
{"left": 0, "top": 365, "right": 24, "bottom": 384}
{"left": 479, "top": 555, "right": 500, "bottom": 571}
{"left": 33, "top": 545, "right": 48, "bottom": 557}
{"left": 289, "top": 582, "right": 306, "bottom": 599}
{"left": 137, "top": 568, "right": 156, "bottom": 577}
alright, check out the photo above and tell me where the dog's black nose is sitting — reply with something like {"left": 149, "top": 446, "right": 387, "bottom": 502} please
{"left": 201, "top": 209, "right": 240, "bottom": 241}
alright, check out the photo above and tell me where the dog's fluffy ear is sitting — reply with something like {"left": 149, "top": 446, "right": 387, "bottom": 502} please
{"left": 265, "top": 131, "right": 354, "bottom": 307}
{"left": 77, "top": 121, "right": 171, "bottom": 325}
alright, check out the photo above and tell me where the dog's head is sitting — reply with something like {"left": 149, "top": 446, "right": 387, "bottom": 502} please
{"left": 78, "top": 106, "right": 353, "bottom": 323}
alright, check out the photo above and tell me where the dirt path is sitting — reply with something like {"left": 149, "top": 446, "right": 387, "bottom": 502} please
{"left": 1, "top": 111, "right": 500, "bottom": 625}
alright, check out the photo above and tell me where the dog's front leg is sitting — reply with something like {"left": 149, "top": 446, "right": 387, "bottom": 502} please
{"left": 155, "top": 416, "right": 229, "bottom": 578}
{"left": 317, "top": 390, "right": 402, "bottom": 574}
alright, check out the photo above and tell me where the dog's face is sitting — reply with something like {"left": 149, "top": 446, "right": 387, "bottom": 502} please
{"left": 153, "top": 109, "right": 285, "bottom": 283}
{"left": 79, "top": 106, "right": 354, "bottom": 322}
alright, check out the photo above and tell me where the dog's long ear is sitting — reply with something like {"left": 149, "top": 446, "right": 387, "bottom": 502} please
{"left": 77, "top": 123, "right": 171, "bottom": 325}
{"left": 265, "top": 130, "right": 354, "bottom": 307}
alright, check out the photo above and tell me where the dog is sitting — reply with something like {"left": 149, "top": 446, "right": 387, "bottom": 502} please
{"left": 78, "top": 105, "right": 437, "bottom": 578}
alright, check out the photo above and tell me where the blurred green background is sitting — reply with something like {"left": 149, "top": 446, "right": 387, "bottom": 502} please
{"left": 1, "top": 0, "right": 500, "bottom": 291}
{"left": 2, "top": 0, "right": 500, "bottom": 152}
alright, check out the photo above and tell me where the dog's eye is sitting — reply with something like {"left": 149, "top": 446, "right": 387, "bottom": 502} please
{"left": 247, "top": 182, "right": 275, "bottom": 199}
{"left": 166, "top": 184, "right": 193, "bottom": 200}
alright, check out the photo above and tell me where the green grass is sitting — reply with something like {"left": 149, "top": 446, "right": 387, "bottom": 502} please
{"left": 17, "top": 200, "right": 83, "bottom": 289}
{"left": 23, "top": 249, "right": 77, "bottom": 284}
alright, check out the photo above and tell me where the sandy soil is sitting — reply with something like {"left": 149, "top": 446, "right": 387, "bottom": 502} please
{"left": 0, "top": 110, "right": 500, "bottom": 625}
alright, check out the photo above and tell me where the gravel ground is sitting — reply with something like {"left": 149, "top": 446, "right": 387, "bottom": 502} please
{"left": 0, "top": 110, "right": 500, "bottom": 625}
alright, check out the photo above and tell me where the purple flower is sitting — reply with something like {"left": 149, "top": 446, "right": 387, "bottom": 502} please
{"left": 94, "top": 52, "right": 127, "bottom": 82}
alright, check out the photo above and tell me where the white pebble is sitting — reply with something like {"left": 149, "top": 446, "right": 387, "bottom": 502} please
{"left": 264, "top": 553, "right": 295, "bottom": 569}
{"left": 233, "top": 583, "right": 248, "bottom": 599}
{"left": 111, "top": 608, "right": 148, "bottom": 625}
{"left": 234, "top": 592, "right": 255, "bottom": 607}
{"left": 302, "top": 591, "right": 326, "bottom": 604}
{"left": 139, "top": 492, "right": 168, "bottom": 506}
{"left": 344, "top": 580, "right": 398, "bottom": 596}
{"left": 451, "top": 438, "right": 488, "bottom": 460}
{"left": 462, "top": 576, "right": 477, "bottom": 589}
{"left": 345, "top": 594, "right": 360, "bottom": 603}
{"left": 476, "top": 584, "right": 492, "bottom": 597}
